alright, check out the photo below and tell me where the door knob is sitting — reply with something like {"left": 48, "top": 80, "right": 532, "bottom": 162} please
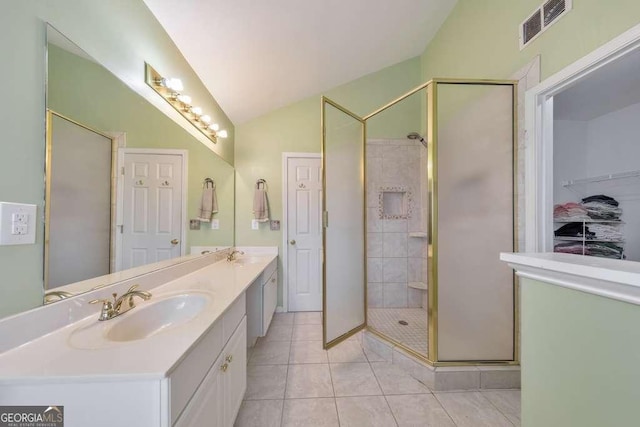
{"left": 171, "top": 239, "right": 179, "bottom": 245}
{"left": 289, "top": 240, "right": 296, "bottom": 245}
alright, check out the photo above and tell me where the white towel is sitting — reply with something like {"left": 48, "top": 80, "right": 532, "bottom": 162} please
{"left": 253, "top": 188, "right": 269, "bottom": 222}
{"left": 198, "top": 186, "right": 218, "bottom": 222}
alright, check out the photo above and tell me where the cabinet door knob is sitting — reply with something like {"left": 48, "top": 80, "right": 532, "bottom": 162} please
{"left": 225, "top": 354, "right": 233, "bottom": 363}
{"left": 221, "top": 363, "right": 228, "bottom": 372}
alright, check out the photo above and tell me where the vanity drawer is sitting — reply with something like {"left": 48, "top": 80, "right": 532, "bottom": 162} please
{"left": 262, "top": 270, "right": 278, "bottom": 336}
{"left": 261, "top": 259, "right": 277, "bottom": 285}
{"left": 223, "top": 293, "right": 246, "bottom": 345}
{"left": 169, "top": 319, "right": 223, "bottom": 425}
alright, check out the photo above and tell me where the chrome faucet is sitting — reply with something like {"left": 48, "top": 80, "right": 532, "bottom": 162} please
{"left": 226, "top": 250, "right": 245, "bottom": 262}
{"left": 44, "top": 290, "right": 74, "bottom": 305}
{"left": 89, "top": 284, "right": 152, "bottom": 321}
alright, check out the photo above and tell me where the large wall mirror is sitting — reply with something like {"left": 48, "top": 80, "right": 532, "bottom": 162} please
{"left": 0, "top": 25, "right": 235, "bottom": 319}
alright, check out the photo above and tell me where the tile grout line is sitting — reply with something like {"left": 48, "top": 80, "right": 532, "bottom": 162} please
{"left": 431, "top": 392, "right": 461, "bottom": 427}
{"left": 474, "top": 391, "right": 515, "bottom": 426}
{"left": 326, "top": 344, "right": 341, "bottom": 427}
{"left": 479, "top": 391, "right": 518, "bottom": 427}
{"left": 279, "top": 336, "right": 292, "bottom": 427}
{"left": 367, "top": 354, "right": 400, "bottom": 427}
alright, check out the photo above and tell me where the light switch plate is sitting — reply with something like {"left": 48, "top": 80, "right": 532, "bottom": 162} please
{"left": 0, "top": 202, "right": 37, "bottom": 245}
{"left": 210, "top": 219, "right": 219, "bottom": 230}
{"left": 251, "top": 219, "right": 259, "bottom": 230}
{"left": 270, "top": 220, "right": 280, "bottom": 231}
{"left": 189, "top": 219, "right": 201, "bottom": 230}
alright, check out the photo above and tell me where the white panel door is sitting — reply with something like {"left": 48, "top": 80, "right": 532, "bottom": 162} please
{"left": 121, "top": 152, "right": 183, "bottom": 269}
{"left": 287, "top": 156, "right": 323, "bottom": 311}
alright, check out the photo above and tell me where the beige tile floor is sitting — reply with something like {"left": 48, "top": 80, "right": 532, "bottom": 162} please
{"left": 236, "top": 312, "right": 521, "bottom": 427}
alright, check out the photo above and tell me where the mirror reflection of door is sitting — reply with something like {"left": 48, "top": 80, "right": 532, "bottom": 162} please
{"left": 46, "top": 112, "right": 114, "bottom": 289}
{"left": 118, "top": 150, "right": 185, "bottom": 270}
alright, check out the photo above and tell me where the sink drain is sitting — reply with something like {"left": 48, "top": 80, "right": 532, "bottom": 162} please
{"left": 398, "top": 320, "right": 409, "bottom": 326}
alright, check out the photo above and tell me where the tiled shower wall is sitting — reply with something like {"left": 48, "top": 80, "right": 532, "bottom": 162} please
{"left": 366, "top": 139, "right": 428, "bottom": 309}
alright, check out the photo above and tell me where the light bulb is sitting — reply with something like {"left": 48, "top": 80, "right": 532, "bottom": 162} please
{"left": 191, "top": 107, "right": 202, "bottom": 116}
{"left": 218, "top": 130, "right": 228, "bottom": 138}
{"left": 177, "top": 95, "right": 191, "bottom": 105}
{"left": 201, "top": 115, "right": 211, "bottom": 124}
{"left": 167, "top": 78, "right": 183, "bottom": 91}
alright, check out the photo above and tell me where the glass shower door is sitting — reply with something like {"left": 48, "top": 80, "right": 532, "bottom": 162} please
{"left": 322, "top": 97, "right": 366, "bottom": 349}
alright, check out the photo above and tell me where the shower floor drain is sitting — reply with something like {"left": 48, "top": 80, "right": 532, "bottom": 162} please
{"left": 398, "top": 320, "right": 409, "bottom": 326}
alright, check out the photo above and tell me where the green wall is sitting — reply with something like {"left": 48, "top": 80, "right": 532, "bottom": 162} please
{"left": 0, "top": 0, "right": 233, "bottom": 319}
{"left": 48, "top": 45, "right": 235, "bottom": 249}
{"left": 521, "top": 279, "right": 640, "bottom": 426}
{"left": 235, "top": 57, "right": 422, "bottom": 306}
{"left": 421, "top": 0, "right": 640, "bottom": 82}
{"left": 0, "top": 2, "right": 46, "bottom": 318}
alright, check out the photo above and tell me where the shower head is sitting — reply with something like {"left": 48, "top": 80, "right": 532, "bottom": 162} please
{"left": 407, "top": 132, "right": 427, "bottom": 148}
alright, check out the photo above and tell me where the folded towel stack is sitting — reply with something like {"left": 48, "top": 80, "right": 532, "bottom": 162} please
{"left": 553, "top": 202, "right": 589, "bottom": 221}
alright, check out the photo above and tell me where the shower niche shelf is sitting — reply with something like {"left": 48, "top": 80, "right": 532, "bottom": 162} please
{"left": 378, "top": 186, "right": 412, "bottom": 219}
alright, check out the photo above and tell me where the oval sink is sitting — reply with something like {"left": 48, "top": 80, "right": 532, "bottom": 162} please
{"left": 233, "top": 256, "right": 262, "bottom": 266}
{"left": 107, "top": 293, "right": 210, "bottom": 342}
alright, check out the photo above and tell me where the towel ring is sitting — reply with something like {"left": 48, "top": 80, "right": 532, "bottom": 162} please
{"left": 203, "top": 178, "right": 216, "bottom": 189}
{"left": 256, "top": 179, "right": 266, "bottom": 190}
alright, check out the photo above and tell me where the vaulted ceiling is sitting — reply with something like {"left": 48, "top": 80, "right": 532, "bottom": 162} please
{"left": 143, "top": 0, "right": 457, "bottom": 124}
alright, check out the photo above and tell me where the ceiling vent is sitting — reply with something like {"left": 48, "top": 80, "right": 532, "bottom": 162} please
{"left": 519, "top": 0, "right": 572, "bottom": 50}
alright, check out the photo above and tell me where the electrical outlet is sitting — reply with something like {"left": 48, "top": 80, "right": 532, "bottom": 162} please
{"left": 210, "top": 219, "right": 219, "bottom": 230}
{"left": 12, "top": 224, "right": 27, "bottom": 235}
{"left": 0, "top": 202, "right": 37, "bottom": 245}
{"left": 251, "top": 219, "right": 259, "bottom": 230}
{"left": 12, "top": 213, "right": 28, "bottom": 224}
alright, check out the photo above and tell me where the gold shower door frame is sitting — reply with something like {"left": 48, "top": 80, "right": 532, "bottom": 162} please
{"left": 322, "top": 80, "right": 519, "bottom": 366}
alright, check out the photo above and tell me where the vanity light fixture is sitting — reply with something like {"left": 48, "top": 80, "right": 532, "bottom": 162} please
{"left": 177, "top": 94, "right": 191, "bottom": 105}
{"left": 145, "top": 63, "right": 228, "bottom": 143}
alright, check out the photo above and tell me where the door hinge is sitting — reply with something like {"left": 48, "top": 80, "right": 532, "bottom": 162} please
{"left": 119, "top": 225, "right": 124, "bottom": 234}
{"left": 323, "top": 211, "right": 329, "bottom": 228}
{"left": 121, "top": 166, "right": 125, "bottom": 175}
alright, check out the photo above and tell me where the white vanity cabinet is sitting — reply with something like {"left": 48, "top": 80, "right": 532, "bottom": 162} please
{"left": 171, "top": 295, "right": 247, "bottom": 427}
{"left": 262, "top": 268, "right": 277, "bottom": 336}
{"left": 246, "top": 259, "right": 278, "bottom": 346}
{"left": 174, "top": 317, "right": 247, "bottom": 427}
{"left": 0, "top": 252, "right": 279, "bottom": 427}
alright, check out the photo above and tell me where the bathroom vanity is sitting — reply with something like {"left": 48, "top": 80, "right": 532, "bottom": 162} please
{"left": 0, "top": 249, "right": 278, "bottom": 427}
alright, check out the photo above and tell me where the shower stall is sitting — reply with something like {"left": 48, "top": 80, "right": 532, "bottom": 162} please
{"left": 322, "top": 79, "right": 518, "bottom": 366}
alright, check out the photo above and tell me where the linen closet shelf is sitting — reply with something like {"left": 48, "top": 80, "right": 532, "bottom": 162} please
{"left": 553, "top": 219, "right": 625, "bottom": 259}
{"left": 562, "top": 170, "right": 640, "bottom": 200}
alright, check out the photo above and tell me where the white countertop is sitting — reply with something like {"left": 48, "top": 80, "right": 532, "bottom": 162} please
{"left": 501, "top": 252, "right": 640, "bottom": 306}
{"left": 0, "top": 254, "right": 276, "bottom": 384}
